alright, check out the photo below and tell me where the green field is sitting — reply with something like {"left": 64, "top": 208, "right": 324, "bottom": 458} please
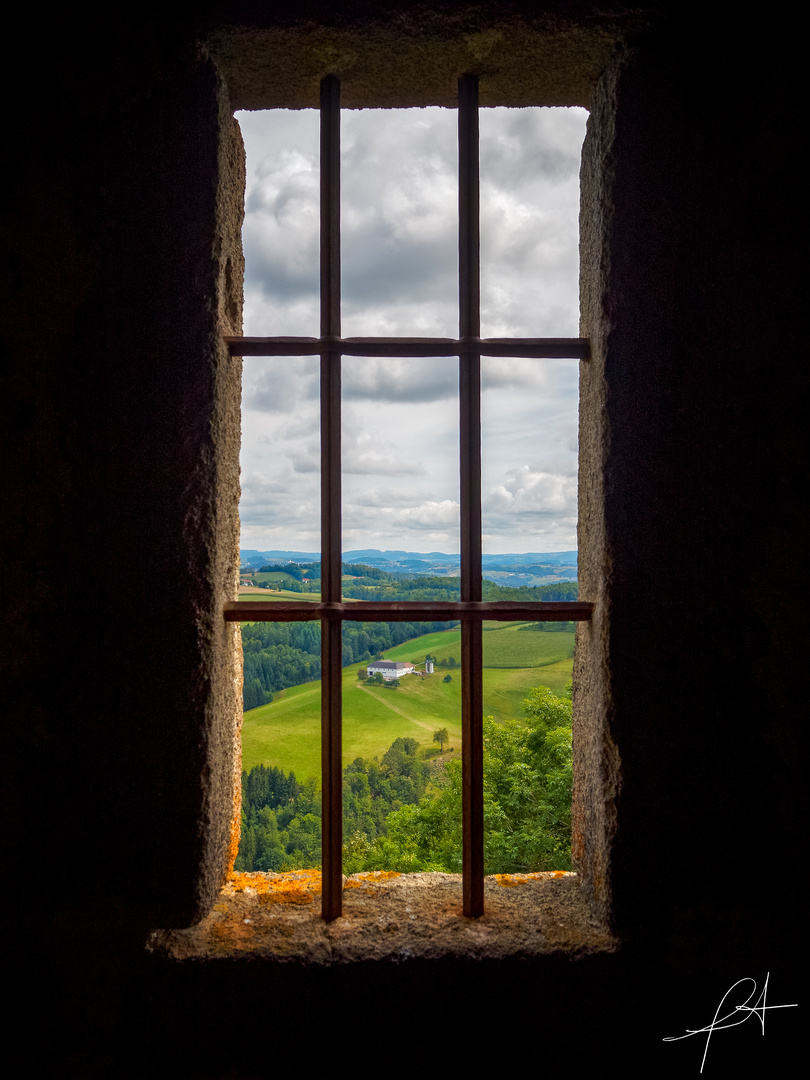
{"left": 238, "top": 587, "right": 321, "bottom": 602}
{"left": 241, "top": 624, "right": 575, "bottom": 779}
{"left": 250, "top": 571, "right": 294, "bottom": 585}
{"left": 238, "top": 588, "right": 363, "bottom": 605}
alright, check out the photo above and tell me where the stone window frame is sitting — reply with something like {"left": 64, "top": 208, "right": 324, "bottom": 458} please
{"left": 165, "top": 20, "right": 623, "bottom": 952}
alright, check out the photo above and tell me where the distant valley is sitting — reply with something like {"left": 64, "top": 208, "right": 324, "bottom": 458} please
{"left": 239, "top": 547, "right": 577, "bottom": 589}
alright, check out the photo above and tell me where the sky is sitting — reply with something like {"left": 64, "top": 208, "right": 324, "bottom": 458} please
{"left": 237, "top": 104, "right": 588, "bottom": 556}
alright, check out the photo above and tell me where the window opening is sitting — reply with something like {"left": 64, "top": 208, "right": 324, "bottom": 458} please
{"left": 341, "top": 107, "right": 458, "bottom": 337}
{"left": 226, "top": 75, "right": 592, "bottom": 920}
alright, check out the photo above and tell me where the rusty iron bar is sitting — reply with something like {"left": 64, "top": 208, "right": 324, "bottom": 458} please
{"left": 319, "top": 74, "right": 343, "bottom": 922}
{"left": 458, "top": 73, "right": 485, "bottom": 919}
{"left": 225, "top": 600, "right": 594, "bottom": 622}
{"left": 459, "top": 76, "right": 481, "bottom": 351}
{"left": 461, "top": 614, "right": 484, "bottom": 912}
{"left": 225, "top": 335, "right": 590, "bottom": 359}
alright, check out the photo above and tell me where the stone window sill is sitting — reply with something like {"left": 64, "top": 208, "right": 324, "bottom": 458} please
{"left": 150, "top": 870, "right": 616, "bottom": 964}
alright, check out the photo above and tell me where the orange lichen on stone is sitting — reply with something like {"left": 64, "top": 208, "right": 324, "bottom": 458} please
{"left": 344, "top": 871, "right": 402, "bottom": 889}
{"left": 227, "top": 633, "right": 244, "bottom": 877}
{"left": 227, "top": 869, "right": 323, "bottom": 904}
{"left": 495, "top": 871, "right": 574, "bottom": 887}
{"left": 226, "top": 794, "right": 242, "bottom": 876}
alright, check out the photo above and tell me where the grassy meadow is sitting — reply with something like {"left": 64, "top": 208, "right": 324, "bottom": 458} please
{"left": 238, "top": 586, "right": 321, "bottom": 602}
{"left": 240, "top": 622, "right": 575, "bottom": 779}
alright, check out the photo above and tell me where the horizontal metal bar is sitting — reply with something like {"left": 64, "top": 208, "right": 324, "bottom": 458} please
{"left": 225, "top": 600, "right": 593, "bottom": 623}
{"left": 225, "top": 335, "right": 590, "bottom": 360}
{"left": 478, "top": 338, "right": 590, "bottom": 359}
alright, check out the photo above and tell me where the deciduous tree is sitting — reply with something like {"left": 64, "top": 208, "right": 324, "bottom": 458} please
{"left": 433, "top": 728, "right": 449, "bottom": 751}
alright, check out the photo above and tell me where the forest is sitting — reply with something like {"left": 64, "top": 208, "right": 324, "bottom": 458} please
{"left": 245, "top": 560, "right": 578, "bottom": 602}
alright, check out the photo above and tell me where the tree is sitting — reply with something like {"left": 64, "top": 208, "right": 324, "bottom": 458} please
{"left": 433, "top": 727, "right": 449, "bottom": 751}
{"left": 443, "top": 674, "right": 452, "bottom": 683}
{"left": 353, "top": 685, "right": 573, "bottom": 875}
{"left": 243, "top": 677, "right": 271, "bottom": 711}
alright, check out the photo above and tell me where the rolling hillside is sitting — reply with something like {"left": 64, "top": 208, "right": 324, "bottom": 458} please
{"left": 241, "top": 623, "right": 575, "bottom": 778}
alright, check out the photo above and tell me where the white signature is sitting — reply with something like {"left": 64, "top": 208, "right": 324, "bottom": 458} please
{"left": 663, "top": 973, "right": 798, "bottom": 1073}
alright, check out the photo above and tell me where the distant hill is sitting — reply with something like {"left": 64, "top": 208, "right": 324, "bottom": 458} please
{"left": 239, "top": 548, "right": 577, "bottom": 586}
{"left": 240, "top": 549, "right": 321, "bottom": 564}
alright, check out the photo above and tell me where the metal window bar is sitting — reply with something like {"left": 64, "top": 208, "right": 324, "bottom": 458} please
{"left": 224, "top": 74, "right": 592, "bottom": 921}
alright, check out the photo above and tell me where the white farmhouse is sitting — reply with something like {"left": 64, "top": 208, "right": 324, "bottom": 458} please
{"left": 366, "top": 660, "right": 414, "bottom": 681}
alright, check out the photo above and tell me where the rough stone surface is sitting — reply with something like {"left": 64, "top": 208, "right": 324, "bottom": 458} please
{"left": 210, "top": 20, "right": 624, "bottom": 110}
{"left": 574, "top": 57, "right": 621, "bottom": 927}
{"left": 152, "top": 871, "right": 615, "bottom": 963}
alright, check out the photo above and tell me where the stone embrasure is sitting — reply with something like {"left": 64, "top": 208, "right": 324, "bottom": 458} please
{"left": 150, "top": 870, "right": 615, "bottom": 963}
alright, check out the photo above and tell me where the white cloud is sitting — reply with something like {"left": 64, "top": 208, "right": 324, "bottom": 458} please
{"left": 342, "top": 426, "right": 422, "bottom": 477}
{"left": 236, "top": 105, "right": 587, "bottom": 553}
{"left": 485, "top": 465, "right": 577, "bottom": 515}
{"left": 481, "top": 357, "right": 551, "bottom": 393}
{"left": 353, "top": 486, "right": 437, "bottom": 508}
{"left": 342, "top": 498, "right": 461, "bottom": 551}
{"left": 242, "top": 357, "right": 319, "bottom": 413}
{"left": 340, "top": 109, "right": 458, "bottom": 335}
{"left": 479, "top": 107, "right": 585, "bottom": 338}
{"left": 343, "top": 356, "right": 457, "bottom": 403}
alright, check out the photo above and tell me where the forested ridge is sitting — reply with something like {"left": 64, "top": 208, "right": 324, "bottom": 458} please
{"left": 241, "top": 564, "right": 578, "bottom": 711}
{"left": 245, "top": 560, "right": 578, "bottom": 602}
{"left": 242, "top": 617, "right": 458, "bottom": 710}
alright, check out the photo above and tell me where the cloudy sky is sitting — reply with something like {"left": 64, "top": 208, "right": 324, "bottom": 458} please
{"left": 237, "top": 104, "right": 587, "bottom": 555}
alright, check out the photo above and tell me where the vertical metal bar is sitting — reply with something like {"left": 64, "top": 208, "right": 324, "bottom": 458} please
{"left": 320, "top": 76, "right": 342, "bottom": 350}
{"left": 458, "top": 74, "right": 484, "bottom": 918}
{"left": 459, "top": 74, "right": 481, "bottom": 346}
{"left": 320, "top": 611, "right": 342, "bottom": 921}
{"left": 320, "top": 74, "right": 343, "bottom": 921}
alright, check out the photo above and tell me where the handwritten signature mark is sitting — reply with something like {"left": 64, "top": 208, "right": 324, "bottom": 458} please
{"left": 663, "top": 972, "right": 798, "bottom": 1073}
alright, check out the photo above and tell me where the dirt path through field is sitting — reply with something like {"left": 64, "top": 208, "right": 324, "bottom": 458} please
{"left": 353, "top": 682, "right": 457, "bottom": 738}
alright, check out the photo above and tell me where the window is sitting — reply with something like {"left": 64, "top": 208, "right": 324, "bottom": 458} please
{"left": 225, "top": 75, "right": 592, "bottom": 920}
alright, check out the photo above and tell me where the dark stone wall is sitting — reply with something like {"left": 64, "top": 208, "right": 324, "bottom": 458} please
{"left": 1, "top": 19, "right": 243, "bottom": 922}
{"left": 1, "top": 4, "right": 804, "bottom": 1075}
{"left": 598, "top": 29, "right": 806, "bottom": 968}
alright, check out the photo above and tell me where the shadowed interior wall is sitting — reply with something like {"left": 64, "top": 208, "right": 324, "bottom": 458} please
{"left": 1, "top": 4, "right": 803, "bottom": 1075}
{"left": 1, "top": 25, "right": 243, "bottom": 930}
